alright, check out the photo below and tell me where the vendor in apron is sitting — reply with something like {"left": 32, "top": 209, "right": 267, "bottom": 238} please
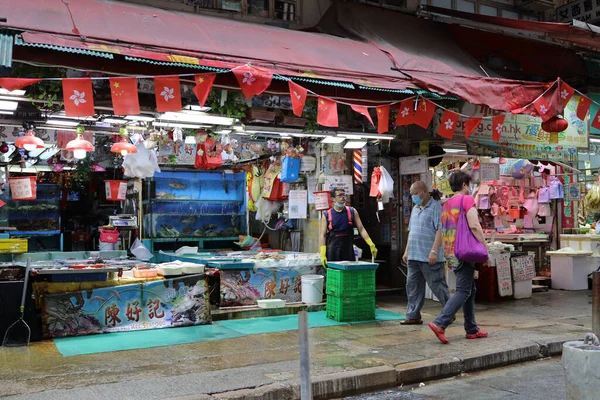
{"left": 319, "top": 187, "right": 378, "bottom": 266}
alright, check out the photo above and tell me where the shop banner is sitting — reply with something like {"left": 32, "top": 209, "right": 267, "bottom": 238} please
{"left": 42, "top": 275, "right": 210, "bottom": 338}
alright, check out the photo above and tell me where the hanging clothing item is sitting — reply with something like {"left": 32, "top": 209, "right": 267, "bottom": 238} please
{"left": 324, "top": 206, "right": 355, "bottom": 262}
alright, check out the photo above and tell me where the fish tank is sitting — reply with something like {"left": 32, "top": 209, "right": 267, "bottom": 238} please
{"left": 144, "top": 171, "right": 246, "bottom": 239}
{"left": 7, "top": 184, "right": 61, "bottom": 233}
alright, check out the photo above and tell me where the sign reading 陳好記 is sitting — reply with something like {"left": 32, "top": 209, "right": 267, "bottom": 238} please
{"left": 556, "top": 0, "right": 600, "bottom": 24}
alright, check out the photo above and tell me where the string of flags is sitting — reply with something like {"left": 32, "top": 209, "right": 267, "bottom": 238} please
{"left": 0, "top": 65, "right": 598, "bottom": 144}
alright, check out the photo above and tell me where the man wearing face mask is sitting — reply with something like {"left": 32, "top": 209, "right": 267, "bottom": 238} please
{"left": 401, "top": 181, "right": 450, "bottom": 325}
{"left": 319, "top": 188, "right": 377, "bottom": 266}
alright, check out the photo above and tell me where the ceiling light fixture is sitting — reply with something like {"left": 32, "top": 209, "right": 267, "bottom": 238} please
{"left": 343, "top": 140, "right": 368, "bottom": 149}
{"left": 125, "top": 115, "right": 155, "bottom": 122}
{"left": 0, "top": 100, "right": 19, "bottom": 111}
{"left": 152, "top": 121, "right": 209, "bottom": 129}
{"left": 0, "top": 111, "right": 14, "bottom": 115}
{"left": 66, "top": 126, "right": 94, "bottom": 159}
{"left": 338, "top": 133, "right": 395, "bottom": 140}
{"left": 15, "top": 128, "right": 45, "bottom": 151}
{"left": 110, "top": 127, "right": 137, "bottom": 156}
{"left": 45, "top": 119, "right": 80, "bottom": 127}
{"left": 0, "top": 89, "right": 26, "bottom": 96}
{"left": 184, "top": 105, "right": 212, "bottom": 112}
{"left": 321, "top": 136, "right": 346, "bottom": 144}
{"left": 158, "top": 111, "right": 235, "bottom": 126}
{"left": 102, "top": 118, "right": 127, "bottom": 125}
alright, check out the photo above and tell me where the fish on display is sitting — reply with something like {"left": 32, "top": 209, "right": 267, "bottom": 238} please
{"left": 168, "top": 182, "right": 187, "bottom": 190}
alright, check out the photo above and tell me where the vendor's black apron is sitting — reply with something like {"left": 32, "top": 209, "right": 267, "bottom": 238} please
{"left": 325, "top": 207, "right": 355, "bottom": 262}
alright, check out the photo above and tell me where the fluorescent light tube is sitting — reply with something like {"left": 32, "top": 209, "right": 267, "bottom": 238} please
{"left": 590, "top": 138, "right": 600, "bottom": 143}
{"left": 0, "top": 101, "right": 18, "bottom": 111}
{"left": 184, "top": 105, "right": 211, "bottom": 112}
{"left": 0, "top": 89, "right": 26, "bottom": 96}
{"left": 125, "top": 115, "right": 155, "bottom": 122}
{"left": 45, "top": 119, "right": 80, "bottom": 127}
{"left": 159, "top": 112, "right": 235, "bottom": 126}
{"left": 343, "top": 140, "right": 368, "bottom": 149}
{"left": 103, "top": 118, "right": 127, "bottom": 124}
{"left": 153, "top": 121, "right": 208, "bottom": 129}
{"left": 0, "top": 95, "right": 28, "bottom": 102}
{"left": 443, "top": 148, "right": 466, "bottom": 153}
{"left": 339, "top": 133, "right": 395, "bottom": 140}
{"left": 321, "top": 136, "right": 346, "bottom": 144}
{"left": 291, "top": 133, "right": 328, "bottom": 138}
{"left": 0, "top": 111, "right": 14, "bottom": 115}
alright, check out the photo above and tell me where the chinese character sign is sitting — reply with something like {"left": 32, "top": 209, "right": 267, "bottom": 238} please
{"left": 42, "top": 275, "right": 210, "bottom": 337}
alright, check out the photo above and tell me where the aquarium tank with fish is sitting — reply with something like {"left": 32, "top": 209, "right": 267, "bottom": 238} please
{"left": 143, "top": 171, "right": 246, "bottom": 251}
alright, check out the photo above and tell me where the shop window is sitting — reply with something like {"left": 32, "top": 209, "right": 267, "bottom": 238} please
{"left": 248, "top": 0, "right": 269, "bottom": 16}
{"left": 501, "top": 9, "right": 520, "bottom": 19}
{"left": 431, "top": 0, "right": 452, "bottom": 9}
{"left": 479, "top": 4, "right": 498, "bottom": 16}
{"left": 456, "top": 0, "right": 475, "bottom": 13}
{"left": 275, "top": 0, "right": 297, "bottom": 21}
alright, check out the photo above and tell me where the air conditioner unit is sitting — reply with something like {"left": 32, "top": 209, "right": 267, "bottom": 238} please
{"left": 514, "top": 0, "right": 556, "bottom": 12}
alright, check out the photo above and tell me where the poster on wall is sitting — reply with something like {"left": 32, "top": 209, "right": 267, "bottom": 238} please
{"left": 324, "top": 175, "right": 354, "bottom": 195}
{"left": 42, "top": 275, "right": 210, "bottom": 338}
{"left": 289, "top": 190, "right": 308, "bottom": 219}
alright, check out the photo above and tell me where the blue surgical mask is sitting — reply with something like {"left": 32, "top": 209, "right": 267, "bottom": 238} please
{"left": 412, "top": 195, "right": 423, "bottom": 206}
{"left": 335, "top": 201, "right": 346, "bottom": 208}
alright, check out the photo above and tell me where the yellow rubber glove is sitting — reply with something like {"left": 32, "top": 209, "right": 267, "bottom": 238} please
{"left": 365, "top": 238, "right": 378, "bottom": 260}
{"left": 319, "top": 245, "right": 327, "bottom": 267}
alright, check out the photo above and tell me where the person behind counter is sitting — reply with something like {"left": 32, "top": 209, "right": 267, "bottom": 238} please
{"left": 319, "top": 187, "right": 377, "bottom": 266}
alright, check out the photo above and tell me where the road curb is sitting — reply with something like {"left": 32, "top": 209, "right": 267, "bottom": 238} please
{"left": 204, "top": 339, "right": 580, "bottom": 399}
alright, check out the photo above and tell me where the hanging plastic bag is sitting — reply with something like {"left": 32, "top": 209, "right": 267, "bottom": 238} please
{"left": 123, "top": 142, "right": 161, "bottom": 179}
{"left": 478, "top": 195, "right": 490, "bottom": 210}
{"left": 130, "top": 238, "right": 153, "bottom": 261}
{"left": 280, "top": 156, "right": 301, "bottom": 183}
{"left": 369, "top": 167, "right": 382, "bottom": 198}
{"left": 378, "top": 166, "right": 394, "bottom": 204}
{"left": 538, "top": 187, "right": 550, "bottom": 203}
{"left": 549, "top": 176, "right": 564, "bottom": 199}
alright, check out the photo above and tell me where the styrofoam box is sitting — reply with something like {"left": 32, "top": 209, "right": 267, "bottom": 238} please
{"left": 550, "top": 255, "right": 590, "bottom": 291}
{"left": 513, "top": 279, "right": 532, "bottom": 299}
{"left": 257, "top": 299, "right": 285, "bottom": 309}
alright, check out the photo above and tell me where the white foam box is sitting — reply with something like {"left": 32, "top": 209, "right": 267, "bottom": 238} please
{"left": 550, "top": 255, "right": 590, "bottom": 291}
{"left": 257, "top": 299, "right": 285, "bottom": 309}
{"left": 512, "top": 279, "right": 532, "bottom": 299}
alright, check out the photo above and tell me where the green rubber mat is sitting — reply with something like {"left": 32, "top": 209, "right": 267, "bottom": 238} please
{"left": 53, "top": 324, "right": 243, "bottom": 357}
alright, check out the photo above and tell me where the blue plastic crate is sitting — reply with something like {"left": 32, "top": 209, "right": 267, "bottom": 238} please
{"left": 327, "top": 261, "right": 378, "bottom": 271}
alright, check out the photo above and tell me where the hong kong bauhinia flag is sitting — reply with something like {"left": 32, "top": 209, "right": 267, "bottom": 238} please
{"left": 395, "top": 99, "right": 414, "bottom": 126}
{"left": 154, "top": 76, "right": 182, "bottom": 112}
{"left": 193, "top": 74, "right": 216, "bottom": 107}
{"left": 437, "top": 110, "right": 459, "bottom": 139}
{"left": 62, "top": 78, "right": 95, "bottom": 117}
{"left": 288, "top": 81, "right": 307, "bottom": 117}
{"left": 492, "top": 115, "right": 506, "bottom": 142}
{"left": 533, "top": 96, "right": 553, "bottom": 122}
{"left": 317, "top": 96, "right": 338, "bottom": 127}
{"left": 110, "top": 77, "right": 140, "bottom": 116}
{"left": 592, "top": 108, "right": 600, "bottom": 131}
{"left": 376, "top": 105, "right": 390, "bottom": 134}
{"left": 233, "top": 66, "right": 273, "bottom": 99}
{"left": 559, "top": 81, "right": 575, "bottom": 108}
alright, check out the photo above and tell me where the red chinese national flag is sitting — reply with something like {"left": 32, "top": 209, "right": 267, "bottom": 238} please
{"left": 317, "top": 96, "right": 338, "bottom": 127}
{"left": 395, "top": 99, "right": 414, "bottom": 126}
{"left": 233, "top": 66, "right": 273, "bottom": 99}
{"left": 464, "top": 117, "right": 482, "bottom": 140}
{"left": 533, "top": 96, "right": 552, "bottom": 122}
{"left": 110, "top": 77, "right": 139, "bottom": 116}
{"left": 576, "top": 95, "right": 592, "bottom": 120}
{"left": 492, "top": 115, "right": 506, "bottom": 142}
{"left": 0, "top": 78, "right": 41, "bottom": 92}
{"left": 376, "top": 105, "right": 390, "bottom": 134}
{"left": 592, "top": 108, "right": 600, "bottom": 131}
{"left": 154, "top": 76, "right": 182, "bottom": 112}
{"left": 437, "top": 110, "right": 459, "bottom": 139}
{"left": 288, "top": 81, "right": 307, "bottom": 117}
{"left": 413, "top": 98, "right": 436, "bottom": 129}
{"left": 193, "top": 73, "right": 216, "bottom": 107}
{"left": 559, "top": 81, "right": 575, "bottom": 108}
{"left": 350, "top": 105, "right": 374, "bottom": 127}
{"left": 62, "top": 78, "right": 95, "bottom": 117}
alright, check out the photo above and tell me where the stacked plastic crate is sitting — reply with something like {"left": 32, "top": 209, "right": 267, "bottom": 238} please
{"left": 325, "top": 261, "right": 378, "bottom": 322}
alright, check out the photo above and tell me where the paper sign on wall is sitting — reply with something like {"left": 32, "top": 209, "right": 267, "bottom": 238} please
{"left": 324, "top": 175, "right": 354, "bottom": 195}
{"left": 289, "top": 190, "right": 308, "bottom": 219}
{"left": 511, "top": 256, "right": 536, "bottom": 281}
{"left": 399, "top": 156, "right": 427, "bottom": 175}
{"left": 480, "top": 163, "right": 500, "bottom": 181}
{"left": 496, "top": 253, "right": 513, "bottom": 297}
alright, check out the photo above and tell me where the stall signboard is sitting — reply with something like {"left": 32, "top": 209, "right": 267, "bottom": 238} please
{"left": 511, "top": 256, "right": 536, "bottom": 281}
{"left": 495, "top": 252, "right": 513, "bottom": 297}
{"left": 220, "top": 266, "right": 319, "bottom": 306}
{"left": 556, "top": 0, "right": 600, "bottom": 23}
{"left": 42, "top": 275, "right": 210, "bottom": 338}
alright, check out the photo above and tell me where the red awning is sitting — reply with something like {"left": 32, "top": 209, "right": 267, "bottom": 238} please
{"left": 1, "top": 0, "right": 551, "bottom": 112}
{"left": 420, "top": 5, "right": 600, "bottom": 53}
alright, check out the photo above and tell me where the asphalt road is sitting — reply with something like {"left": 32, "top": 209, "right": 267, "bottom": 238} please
{"left": 344, "top": 357, "right": 565, "bottom": 400}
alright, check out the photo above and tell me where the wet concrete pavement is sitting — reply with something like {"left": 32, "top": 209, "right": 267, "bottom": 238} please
{"left": 0, "top": 290, "right": 591, "bottom": 399}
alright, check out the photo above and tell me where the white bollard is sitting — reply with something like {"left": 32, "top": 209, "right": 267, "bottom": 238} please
{"left": 563, "top": 334, "right": 600, "bottom": 400}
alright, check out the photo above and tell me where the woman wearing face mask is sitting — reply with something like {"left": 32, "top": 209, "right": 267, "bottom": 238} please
{"left": 429, "top": 171, "right": 488, "bottom": 344}
{"left": 319, "top": 187, "right": 377, "bottom": 266}
{"left": 401, "top": 181, "right": 449, "bottom": 325}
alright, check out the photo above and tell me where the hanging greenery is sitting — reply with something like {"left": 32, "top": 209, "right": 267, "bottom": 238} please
{"left": 70, "top": 156, "right": 94, "bottom": 192}
{"left": 11, "top": 63, "right": 67, "bottom": 111}
{"left": 302, "top": 100, "right": 318, "bottom": 133}
{"left": 207, "top": 90, "right": 248, "bottom": 118}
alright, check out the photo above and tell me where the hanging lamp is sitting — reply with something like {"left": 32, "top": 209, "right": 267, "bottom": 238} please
{"left": 110, "top": 127, "right": 137, "bottom": 156}
{"left": 66, "top": 126, "right": 94, "bottom": 159}
{"left": 15, "top": 129, "right": 45, "bottom": 151}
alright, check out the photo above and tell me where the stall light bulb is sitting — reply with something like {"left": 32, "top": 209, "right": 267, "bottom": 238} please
{"left": 73, "top": 149, "right": 87, "bottom": 159}
{"left": 23, "top": 144, "right": 38, "bottom": 151}
{"left": 121, "top": 149, "right": 129, "bottom": 156}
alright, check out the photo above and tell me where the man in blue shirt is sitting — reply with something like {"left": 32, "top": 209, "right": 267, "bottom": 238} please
{"left": 401, "top": 181, "right": 450, "bottom": 325}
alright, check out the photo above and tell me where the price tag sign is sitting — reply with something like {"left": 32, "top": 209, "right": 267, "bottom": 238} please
{"left": 480, "top": 163, "right": 500, "bottom": 181}
{"left": 511, "top": 256, "right": 536, "bottom": 281}
{"left": 9, "top": 177, "right": 35, "bottom": 200}
{"left": 313, "top": 191, "right": 331, "bottom": 211}
{"left": 105, "top": 181, "right": 128, "bottom": 201}
{"left": 495, "top": 253, "right": 513, "bottom": 297}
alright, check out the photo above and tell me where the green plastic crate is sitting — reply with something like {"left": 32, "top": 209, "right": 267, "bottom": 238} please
{"left": 326, "top": 269, "right": 375, "bottom": 297}
{"left": 326, "top": 294, "right": 376, "bottom": 322}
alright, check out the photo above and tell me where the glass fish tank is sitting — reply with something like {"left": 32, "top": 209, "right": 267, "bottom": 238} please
{"left": 144, "top": 171, "right": 246, "bottom": 239}
{"left": 7, "top": 184, "right": 61, "bottom": 232}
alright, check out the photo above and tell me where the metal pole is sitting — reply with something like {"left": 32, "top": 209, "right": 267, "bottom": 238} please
{"left": 298, "top": 311, "right": 312, "bottom": 400}
{"left": 593, "top": 272, "right": 600, "bottom": 336}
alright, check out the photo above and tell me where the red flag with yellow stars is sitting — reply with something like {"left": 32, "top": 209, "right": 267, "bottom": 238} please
{"left": 437, "top": 110, "right": 459, "bottom": 139}
{"left": 62, "top": 78, "right": 95, "bottom": 117}
{"left": 376, "top": 105, "right": 390, "bottom": 134}
{"left": 193, "top": 74, "right": 216, "bottom": 107}
{"left": 413, "top": 98, "right": 436, "bottom": 129}
{"left": 317, "top": 97, "right": 338, "bottom": 127}
{"left": 576, "top": 95, "right": 592, "bottom": 120}
{"left": 0, "top": 78, "right": 41, "bottom": 92}
{"left": 154, "top": 76, "right": 182, "bottom": 112}
{"left": 110, "top": 77, "right": 139, "bottom": 116}
{"left": 350, "top": 105, "right": 374, "bottom": 127}
{"left": 492, "top": 115, "right": 505, "bottom": 142}
{"left": 592, "top": 108, "right": 600, "bottom": 131}
{"left": 464, "top": 117, "right": 482, "bottom": 140}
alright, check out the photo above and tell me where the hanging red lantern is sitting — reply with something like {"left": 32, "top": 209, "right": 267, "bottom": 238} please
{"left": 541, "top": 116, "right": 569, "bottom": 133}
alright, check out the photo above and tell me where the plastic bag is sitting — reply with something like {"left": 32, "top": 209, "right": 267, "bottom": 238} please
{"left": 280, "top": 156, "right": 300, "bottom": 183}
{"left": 130, "top": 238, "right": 153, "bottom": 261}
{"left": 369, "top": 167, "right": 381, "bottom": 197}
{"left": 123, "top": 142, "right": 161, "bottom": 179}
{"left": 378, "top": 166, "right": 394, "bottom": 204}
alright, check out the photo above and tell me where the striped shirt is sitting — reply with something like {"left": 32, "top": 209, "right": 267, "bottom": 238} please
{"left": 407, "top": 199, "right": 444, "bottom": 263}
